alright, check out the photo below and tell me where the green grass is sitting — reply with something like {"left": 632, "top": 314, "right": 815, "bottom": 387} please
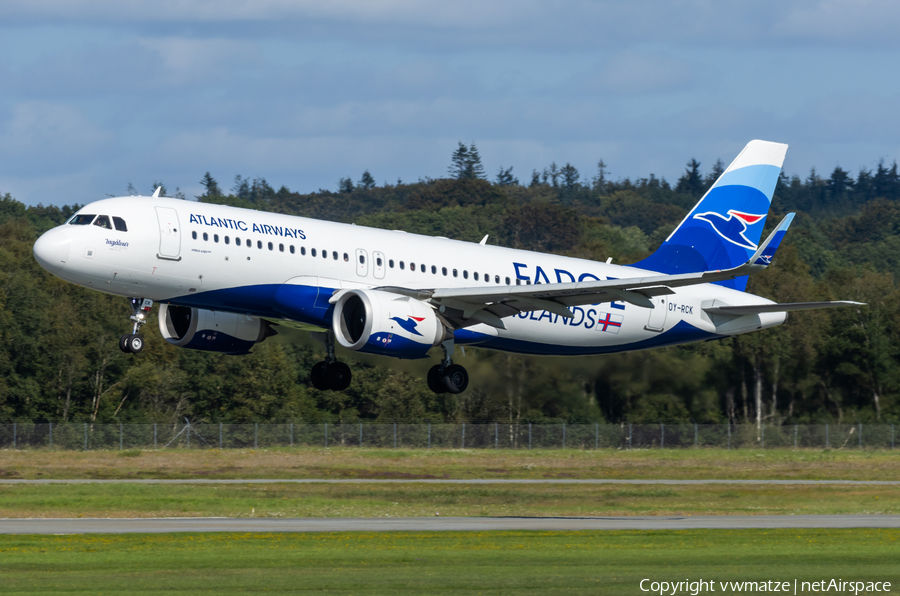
{"left": 1, "top": 482, "right": 898, "bottom": 518}
{"left": 0, "top": 530, "right": 897, "bottom": 595}
{"left": 3, "top": 447, "right": 900, "bottom": 480}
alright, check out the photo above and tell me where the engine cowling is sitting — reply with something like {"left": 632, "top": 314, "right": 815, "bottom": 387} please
{"left": 158, "top": 304, "right": 273, "bottom": 354}
{"left": 332, "top": 289, "right": 446, "bottom": 359}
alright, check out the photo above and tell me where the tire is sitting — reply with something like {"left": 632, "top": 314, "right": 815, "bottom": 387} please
{"left": 119, "top": 335, "right": 130, "bottom": 353}
{"left": 127, "top": 335, "right": 144, "bottom": 354}
{"left": 310, "top": 362, "right": 329, "bottom": 390}
{"left": 326, "top": 362, "right": 352, "bottom": 391}
{"left": 427, "top": 364, "right": 447, "bottom": 394}
{"left": 442, "top": 364, "right": 468, "bottom": 394}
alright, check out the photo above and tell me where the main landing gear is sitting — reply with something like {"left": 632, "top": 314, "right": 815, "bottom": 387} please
{"left": 309, "top": 331, "right": 352, "bottom": 391}
{"left": 427, "top": 339, "right": 469, "bottom": 395}
{"left": 120, "top": 298, "right": 153, "bottom": 354}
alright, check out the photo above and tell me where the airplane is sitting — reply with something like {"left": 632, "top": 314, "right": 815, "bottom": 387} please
{"left": 32, "top": 140, "right": 862, "bottom": 394}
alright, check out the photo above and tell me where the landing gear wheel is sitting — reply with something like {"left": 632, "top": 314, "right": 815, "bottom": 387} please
{"left": 124, "top": 335, "right": 143, "bottom": 354}
{"left": 427, "top": 365, "right": 447, "bottom": 394}
{"left": 119, "top": 335, "right": 130, "bottom": 353}
{"left": 310, "top": 362, "right": 330, "bottom": 391}
{"left": 442, "top": 364, "right": 468, "bottom": 394}
{"left": 326, "top": 362, "right": 352, "bottom": 391}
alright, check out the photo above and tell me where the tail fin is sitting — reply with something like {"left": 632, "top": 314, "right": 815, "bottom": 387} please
{"left": 634, "top": 140, "right": 788, "bottom": 291}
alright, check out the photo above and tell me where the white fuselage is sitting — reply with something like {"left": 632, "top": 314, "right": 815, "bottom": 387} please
{"left": 34, "top": 196, "right": 785, "bottom": 357}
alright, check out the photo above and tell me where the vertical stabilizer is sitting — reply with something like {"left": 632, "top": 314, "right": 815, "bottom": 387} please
{"left": 634, "top": 140, "right": 788, "bottom": 291}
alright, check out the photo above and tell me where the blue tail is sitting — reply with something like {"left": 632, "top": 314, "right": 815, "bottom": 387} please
{"left": 634, "top": 140, "right": 788, "bottom": 291}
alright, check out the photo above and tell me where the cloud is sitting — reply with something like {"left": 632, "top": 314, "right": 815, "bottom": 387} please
{"left": 580, "top": 52, "right": 695, "bottom": 95}
{"left": 0, "top": 102, "right": 113, "bottom": 174}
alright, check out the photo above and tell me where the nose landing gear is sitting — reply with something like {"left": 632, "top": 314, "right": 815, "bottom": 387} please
{"left": 309, "top": 330, "right": 352, "bottom": 391}
{"left": 120, "top": 298, "right": 153, "bottom": 354}
{"left": 427, "top": 339, "right": 469, "bottom": 394}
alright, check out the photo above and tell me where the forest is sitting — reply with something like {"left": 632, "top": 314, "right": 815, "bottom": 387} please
{"left": 1, "top": 143, "right": 898, "bottom": 425}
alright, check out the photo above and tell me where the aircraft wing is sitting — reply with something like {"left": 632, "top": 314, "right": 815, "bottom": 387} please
{"left": 376, "top": 214, "right": 811, "bottom": 330}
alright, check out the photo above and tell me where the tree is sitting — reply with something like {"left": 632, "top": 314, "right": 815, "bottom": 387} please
{"left": 199, "top": 173, "right": 221, "bottom": 198}
{"left": 338, "top": 177, "right": 355, "bottom": 193}
{"left": 232, "top": 175, "right": 250, "bottom": 200}
{"left": 448, "top": 142, "right": 486, "bottom": 180}
{"left": 593, "top": 160, "right": 608, "bottom": 195}
{"left": 561, "top": 163, "right": 579, "bottom": 190}
{"left": 495, "top": 166, "right": 518, "bottom": 186}
{"left": 358, "top": 170, "right": 376, "bottom": 190}
{"left": 675, "top": 159, "right": 703, "bottom": 197}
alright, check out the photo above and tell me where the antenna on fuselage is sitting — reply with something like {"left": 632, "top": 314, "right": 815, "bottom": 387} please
{"left": 479, "top": 235, "right": 489, "bottom": 246}
{"left": 152, "top": 186, "right": 162, "bottom": 198}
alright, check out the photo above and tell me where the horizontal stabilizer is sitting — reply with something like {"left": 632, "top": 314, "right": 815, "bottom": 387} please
{"left": 705, "top": 301, "right": 865, "bottom": 316}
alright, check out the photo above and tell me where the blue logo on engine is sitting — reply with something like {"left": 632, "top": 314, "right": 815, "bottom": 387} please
{"left": 692, "top": 209, "right": 765, "bottom": 250}
{"left": 390, "top": 316, "right": 425, "bottom": 336}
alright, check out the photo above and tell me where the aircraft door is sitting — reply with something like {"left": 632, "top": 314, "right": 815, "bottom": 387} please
{"left": 155, "top": 207, "right": 182, "bottom": 260}
{"left": 355, "top": 249, "right": 368, "bottom": 277}
{"left": 644, "top": 295, "right": 668, "bottom": 332}
{"left": 372, "top": 251, "right": 385, "bottom": 280}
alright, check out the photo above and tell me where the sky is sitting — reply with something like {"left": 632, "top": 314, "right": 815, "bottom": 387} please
{"left": 2, "top": 0, "right": 900, "bottom": 206}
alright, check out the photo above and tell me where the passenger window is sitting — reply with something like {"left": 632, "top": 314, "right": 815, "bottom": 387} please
{"left": 203, "top": 232, "right": 208, "bottom": 241}
{"left": 463, "top": 270, "right": 468, "bottom": 279}
{"left": 311, "top": 248, "right": 317, "bottom": 257}
{"left": 505, "top": 277, "right": 510, "bottom": 285}
{"left": 410, "top": 263, "right": 416, "bottom": 272}
{"left": 516, "top": 279, "right": 521, "bottom": 285}
{"left": 69, "top": 214, "right": 96, "bottom": 225}
{"left": 236, "top": 238, "right": 241, "bottom": 246}
{"left": 225, "top": 236, "right": 230, "bottom": 245}
{"left": 484, "top": 273, "right": 489, "bottom": 282}
{"left": 375, "top": 256, "right": 381, "bottom": 266}
{"left": 301, "top": 247, "right": 306, "bottom": 255}
{"left": 495, "top": 275, "right": 500, "bottom": 284}
{"left": 214, "top": 234, "right": 219, "bottom": 243}
{"left": 453, "top": 269, "right": 458, "bottom": 277}
{"left": 399, "top": 261, "right": 405, "bottom": 270}
{"left": 389, "top": 259, "right": 394, "bottom": 268}
{"left": 93, "top": 215, "right": 112, "bottom": 229}
{"left": 323, "top": 249, "right": 328, "bottom": 259}
{"left": 268, "top": 242, "right": 273, "bottom": 250}
{"left": 112, "top": 217, "right": 128, "bottom": 232}
{"left": 279, "top": 243, "right": 284, "bottom": 252}
{"left": 474, "top": 272, "right": 479, "bottom": 281}
{"left": 257, "top": 240, "right": 262, "bottom": 249}
{"left": 333, "top": 251, "right": 338, "bottom": 260}
{"left": 360, "top": 255, "right": 366, "bottom": 264}
{"left": 290, "top": 245, "right": 295, "bottom": 254}
{"left": 192, "top": 231, "right": 197, "bottom": 240}
{"left": 432, "top": 265, "right": 437, "bottom": 274}
{"left": 442, "top": 267, "right": 447, "bottom": 276}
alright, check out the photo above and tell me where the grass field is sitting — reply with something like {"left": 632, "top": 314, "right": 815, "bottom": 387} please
{"left": 1, "top": 482, "right": 898, "bottom": 518}
{"left": 1, "top": 529, "right": 897, "bottom": 595}
{"left": 2, "top": 447, "right": 899, "bottom": 481}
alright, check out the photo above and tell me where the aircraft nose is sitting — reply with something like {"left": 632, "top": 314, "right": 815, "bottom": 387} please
{"left": 33, "top": 227, "right": 72, "bottom": 273}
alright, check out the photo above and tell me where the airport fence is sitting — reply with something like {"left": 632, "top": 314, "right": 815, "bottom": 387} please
{"left": 0, "top": 422, "right": 896, "bottom": 450}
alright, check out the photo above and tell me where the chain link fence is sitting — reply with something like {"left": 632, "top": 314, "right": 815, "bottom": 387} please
{"left": 0, "top": 422, "right": 896, "bottom": 450}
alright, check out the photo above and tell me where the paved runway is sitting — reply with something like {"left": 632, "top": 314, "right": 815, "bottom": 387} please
{"left": 2, "top": 515, "right": 899, "bottom": 534}
{"left": 1, "top": 478, "right": 898, "bottom": 485}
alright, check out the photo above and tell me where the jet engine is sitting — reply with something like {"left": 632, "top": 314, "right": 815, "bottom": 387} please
{"left": 158, "top": 304, "right": 274, "bottom": 354}
{"left": 331, "top": 289, "right": 446, "bottom": 359}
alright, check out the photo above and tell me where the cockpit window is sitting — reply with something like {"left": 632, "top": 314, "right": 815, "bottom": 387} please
{"left": 93, "top": 215, "right": 112, "bottom": 229}
{"left": 112, "top": 217, "right": 127, "bottom": 232}
{"left": 69, "top": 214, "right": 96, "bottom": 225}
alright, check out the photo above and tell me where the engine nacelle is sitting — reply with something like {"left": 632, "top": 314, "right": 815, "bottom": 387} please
{"left": 158, "top": 304, "right": 273, "bottom": 355}
{"left": 332, "top": 289, "right": 445, "bottom": 359}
